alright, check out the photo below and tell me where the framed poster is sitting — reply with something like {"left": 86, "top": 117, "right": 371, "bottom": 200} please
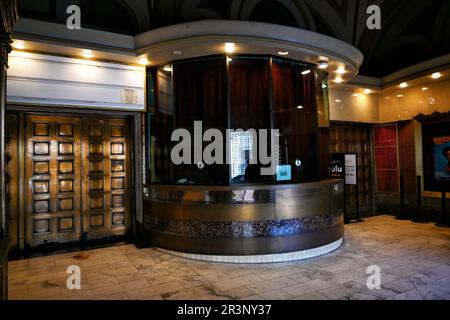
{"left": 433, "top": 136, "right": 450, "bottom": 179}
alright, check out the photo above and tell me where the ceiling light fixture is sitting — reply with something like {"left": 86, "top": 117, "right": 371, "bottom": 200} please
{"left": 364, "top": 89, "right": 372, "bottom": 94}
{"left": 82, "top": 49, "right": 94, "bottom": 59}
{"left": 163, "top": 65, "right": 173, "bottom": 72}
{"left": 399, "top": 82, "right": 408, "bottom": 88}
{"left": 13, "top": 40, "right": 26, "bottom": 50}
{"left": 334, "top": 77, "right": 343, "bottom": 83}
{"left": 224, "top": 43, "right": 235, "bottom": 53}
{"left": 297, "top": 105, "right": 303, "bottom": 109}
{"left": 318, "top": 61, "right": 328, "bottom": 69}
{"left": 301, "top": 70, "right": 311, "bottom": 75}
{"left": 173, "top": 50, "right": 183, "bottom": 55}
{"left": 353, "top": 93, "right": 360, "bottom": 97}
{"left": 336, "top": 67, "right": 346, "bottom": 74}
{"left": 138, "top": 57, "right": 149, "bottom": 66}
{"left": 431, "top": 72, "right": 441, "bottom": 79}
{"left": 397, "top": 94, "right": 404, "bottom": 98}
{"left": 278, "top": 51, "right": 289, "bottom": 56}
{"left": 422, "top": 87, "right": 429, "bottom": 91}
{"left": 335, "top": 99, "right": 341, "bottom": 103}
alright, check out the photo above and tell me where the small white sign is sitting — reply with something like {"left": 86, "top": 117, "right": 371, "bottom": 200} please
{"left": 345, "top": 154, "right": 357, "bottom": 186}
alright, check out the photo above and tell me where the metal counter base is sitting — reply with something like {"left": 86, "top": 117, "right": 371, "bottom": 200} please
{"left": 142, "top": 179, "right": 344, "bottom": 260}
{"left": 156, "top": 237, "right": 343, "bottom": 264}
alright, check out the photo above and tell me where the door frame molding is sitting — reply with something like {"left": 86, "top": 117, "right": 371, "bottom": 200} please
{"left": 6, "top": 104, "right": 143, "bottom": 252}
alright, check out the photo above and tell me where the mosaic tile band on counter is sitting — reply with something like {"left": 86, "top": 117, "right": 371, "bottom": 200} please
{"left": 145, "top": 211, "right": 343, "bottom": 238}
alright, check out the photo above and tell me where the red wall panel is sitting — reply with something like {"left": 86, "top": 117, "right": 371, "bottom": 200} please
{"left": 374, "top": 124, "right": 399, "bottom": 193}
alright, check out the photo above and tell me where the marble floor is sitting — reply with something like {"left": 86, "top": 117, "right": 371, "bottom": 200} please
{"left": 7, "top": 215, "right": 450, "bottom": 300}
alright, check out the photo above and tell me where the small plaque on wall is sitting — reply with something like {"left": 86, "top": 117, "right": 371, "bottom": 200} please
{"left": 121, "top": 88, "right": 139, "bottom": 105}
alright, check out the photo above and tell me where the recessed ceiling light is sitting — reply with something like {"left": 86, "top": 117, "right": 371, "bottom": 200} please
{"left": 82, "top": 49, "right": 94, "bottom": 59}
{"left": 353, "top": 93, "right": 360, "bottom": 97}
{"left": 336, "top": 67, "right": 346, "bottom": 74}
{"left": 297, "top": 105, "right": 303, "bottom": 109}
{"left": 138, "top": 57, "right": 149, "bottom": 66}
{"left": 385, "top": 97, "right": 390, "bottom": 100}
{"left": 364, "top": 89, "right": 372, "bottom": 94}
{"left": 318, "top": 61, "right": 328, "bottom": 69}
{"left": 163, "top": 65, "right": 173, "bottom": 72}
{"left": 173, "top": 50, "right": 182, "bottom": 55}
{"left": 12, "top": 40, "right": 25, "bottom": 50}
{"left": 335, "top": 99, "right": 341, "bottom": 103}
{"left": 397, "top": 94, "right": 404, "bottom": 98}
{"left": 334, "top": 77, "right": 343, "bottom": 83}
{"left": 224, "top": 43, "right": 235, "bottom": 53}
{"left": 431, "top": 72, "right": 441, "bottom": 79}
{"left": 399, "top": 82, "right": 408, "bottom": 88}
{"left": 422, "top": 87, "right": 429, "bottom": 91}
{"left": 301, "top": 70, "right": 311, "bottom": 75}
{"left": 278, "top": 51, "right": 289, "bottom": 56}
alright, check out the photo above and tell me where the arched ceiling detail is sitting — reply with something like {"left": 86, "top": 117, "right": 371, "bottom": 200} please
{"left": 18, "top": 0, "right": 450, "bottom": 77}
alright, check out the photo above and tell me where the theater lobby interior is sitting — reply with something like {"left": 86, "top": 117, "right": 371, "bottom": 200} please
{"left": 1, "top": 0, "right": 450, "bottom": 302}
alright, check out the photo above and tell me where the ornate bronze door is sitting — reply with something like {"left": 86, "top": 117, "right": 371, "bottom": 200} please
{"left": 24, "top": 115, "right": 131, "bottom": 247}
{"left": 25, "top": 115, "right": 82, "bottom": 247}
{"left": 81, "top": 118, "right": 131, "bottom": 240}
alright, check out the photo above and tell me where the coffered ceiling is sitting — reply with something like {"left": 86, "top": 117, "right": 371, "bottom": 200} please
{"left": 17, "top": 0, "right": 450, "bottom": 77}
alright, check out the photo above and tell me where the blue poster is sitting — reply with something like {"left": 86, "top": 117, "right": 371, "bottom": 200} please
{"left": 433, "top": 136, "right": 450, "bottom": 179}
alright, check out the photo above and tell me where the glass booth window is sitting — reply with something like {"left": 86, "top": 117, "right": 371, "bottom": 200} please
{"left": 229, "top": 57, "right": 273, "bottom": 184}
{"left": 146, "top": 55, "right": 321, "bottom": 185}
{"left": 271, "top": 58, "right": 319, "bottom": 182}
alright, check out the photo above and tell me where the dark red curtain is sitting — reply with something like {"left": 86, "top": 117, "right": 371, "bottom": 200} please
{"left": 374, "top": 124, "right": 399, "bottom": 192}
{"left": 172, "top": 58, "right": 229, "bottom": 184}
{"left": 272, "top": 59, "right": 319, "bottom": 181}
{"left": 229, "top": 58, "right": 271, "bottom": 130}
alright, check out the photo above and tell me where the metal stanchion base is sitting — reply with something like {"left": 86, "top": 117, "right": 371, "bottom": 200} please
{"left": 345, "top": 218, "right": 364, "bottom": 224}
{"left": 435, "top": 222, "right": 450, "bottom": 228}
{"left": 411, "top": 216, "right": 429, "bottom": 223}
{"left": 395, "top": 210, "right": 411, "bottom": 220}
{"left": 395, "top": 216, "right": 411, "bottom": 220}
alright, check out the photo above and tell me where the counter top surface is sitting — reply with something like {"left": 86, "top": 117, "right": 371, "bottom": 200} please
{"left": 143, "top": 179, "right": 343, "bottom": 192}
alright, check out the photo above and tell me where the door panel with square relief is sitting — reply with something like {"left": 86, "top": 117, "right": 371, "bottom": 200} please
{"left": 25, "top": 115, "right": 82, "bottom": 247}
{"left": 81, "top": 118, "right": 131, "bottom": 240}
{"left": 24, "top": 115, "right": 131, "bottom": 247}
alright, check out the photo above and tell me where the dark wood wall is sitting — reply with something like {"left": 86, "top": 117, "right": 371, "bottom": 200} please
{"left": 398, "top": 121, "right": 417, "bottom": 194}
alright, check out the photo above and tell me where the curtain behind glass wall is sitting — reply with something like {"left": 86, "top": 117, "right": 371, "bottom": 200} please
{"left": 171, "top": 58, "right": 229, "bottom": 185}
{"left": 229, "top": 57, "right": 273, "bottom": 184}
{"left": 272, "top": 59, "right": 319, "bottom": 182}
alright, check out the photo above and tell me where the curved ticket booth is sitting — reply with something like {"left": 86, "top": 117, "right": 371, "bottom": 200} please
{"left": 140, "top": 20, "right": 363, "bottom": 262}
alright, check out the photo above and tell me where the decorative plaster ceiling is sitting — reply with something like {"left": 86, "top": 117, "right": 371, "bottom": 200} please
{"left": 17, "top": 0, "right": 450, "bottom": 77}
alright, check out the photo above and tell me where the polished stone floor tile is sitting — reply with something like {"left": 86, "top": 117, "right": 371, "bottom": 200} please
{"left": 7, "top": 215, "right": 450, "bottom": 300}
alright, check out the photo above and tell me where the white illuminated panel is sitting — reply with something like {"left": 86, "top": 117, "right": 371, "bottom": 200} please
{"left": 7, "top": 52, "right": 146, "bottom": 111}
